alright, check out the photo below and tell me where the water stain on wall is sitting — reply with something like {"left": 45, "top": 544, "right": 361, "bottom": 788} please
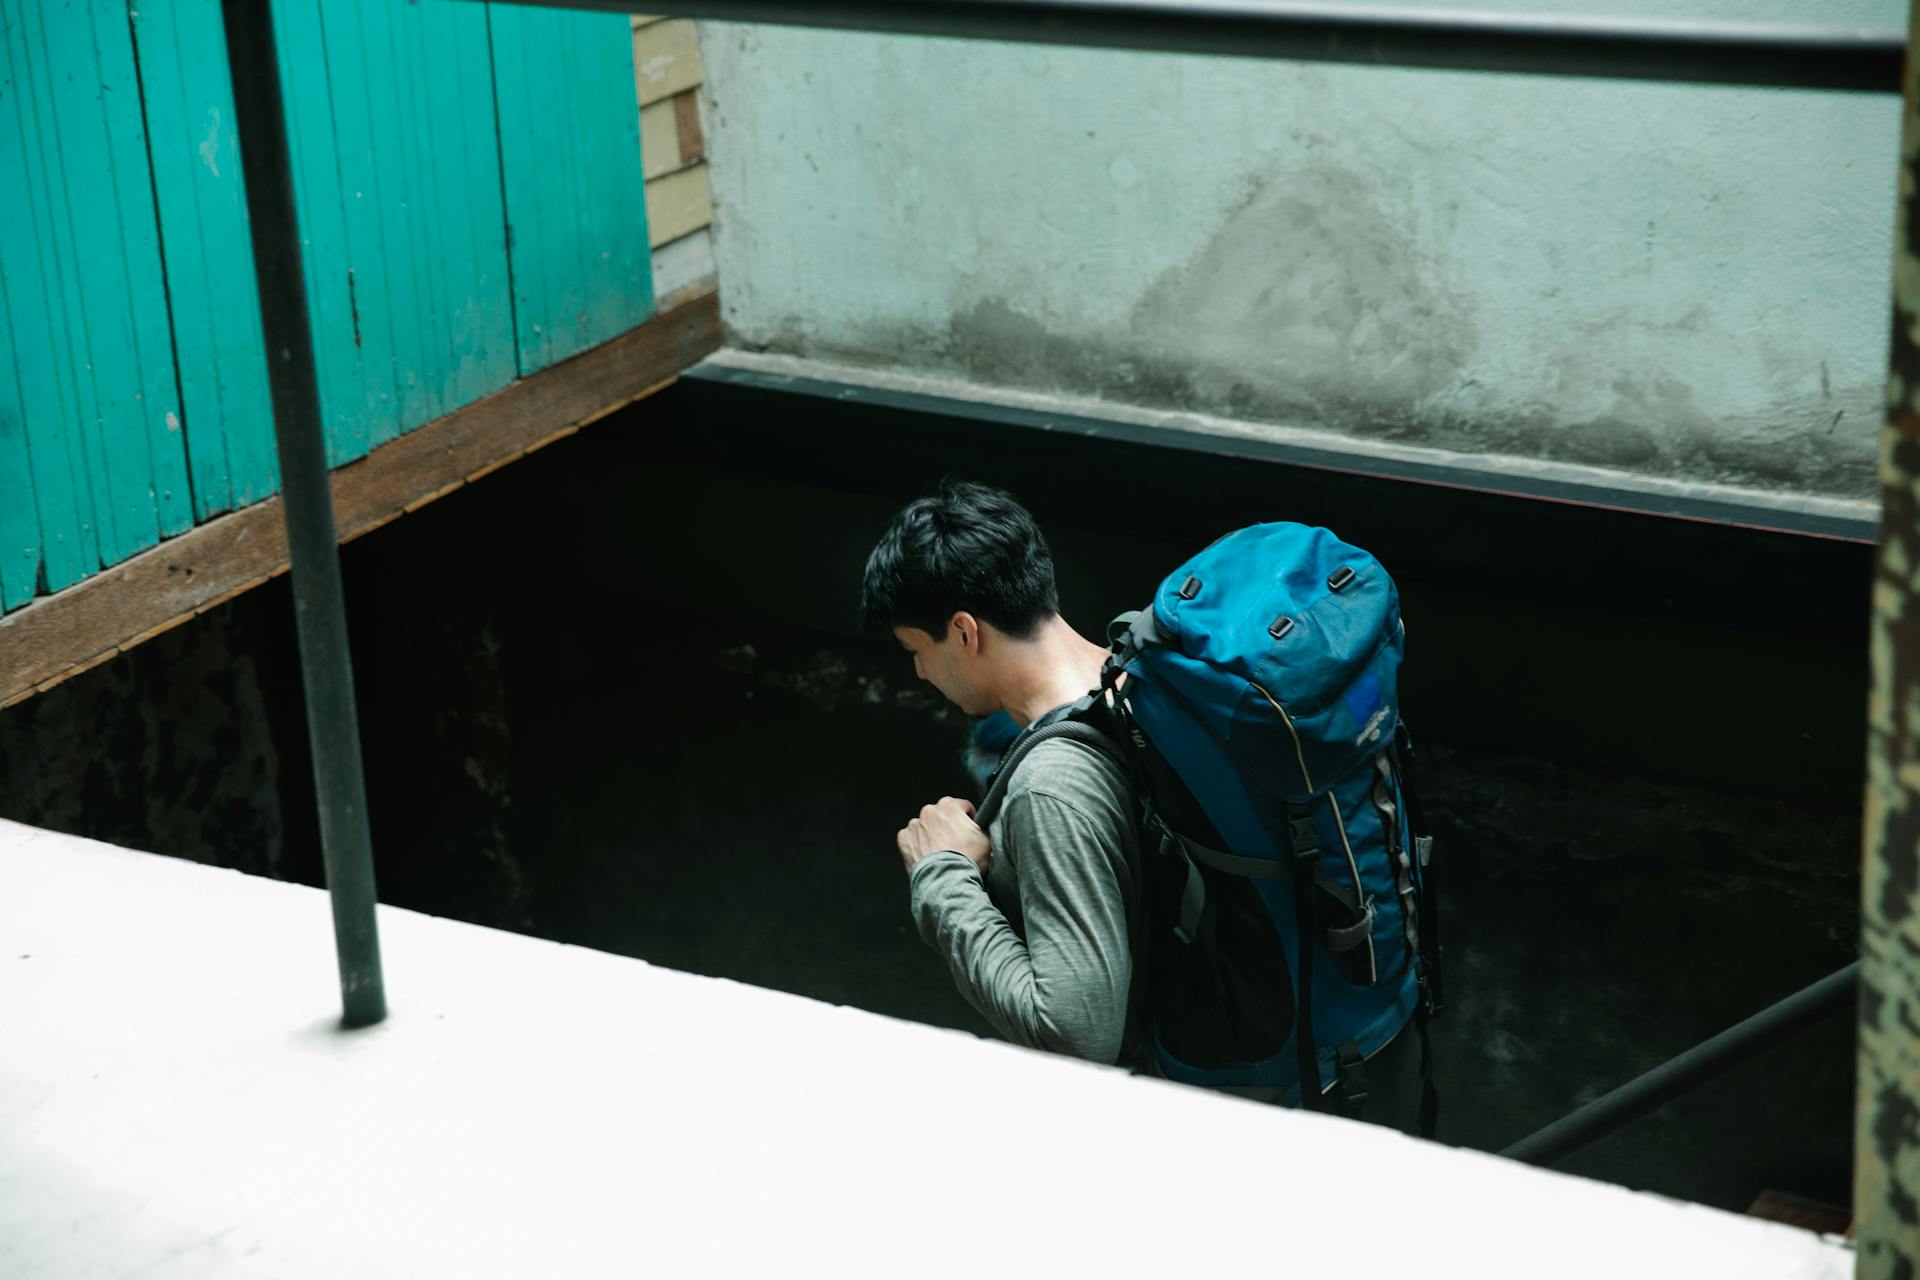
{"left": 736, "top": 149, "right": 1881, "bottom": 500}
{"left": 932, "top": 162, "right": 1481, "bottom": 427}
{"left": 1493, "top": 305, "right": 1883, "bottom": 494}
{"left": 1127, "top": 163, "right": 1482, "bottom": 422}
{"left": 0, "top": 608, "right": 285, "bottom": 877}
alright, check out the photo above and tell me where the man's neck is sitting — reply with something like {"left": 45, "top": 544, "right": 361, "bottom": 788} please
{"left": 1000, "top": 616, "right": 1111, "bottom": 727}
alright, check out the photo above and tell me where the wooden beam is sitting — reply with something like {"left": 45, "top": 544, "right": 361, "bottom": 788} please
{"left": 1745, "top": 1190, "right": 1851, "bottom": 1238}
{"left": 0, "top": 291, "right": 721, "bottom": 709}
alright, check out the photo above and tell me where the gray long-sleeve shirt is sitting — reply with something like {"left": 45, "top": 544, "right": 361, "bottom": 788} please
{"left": 907, "top": 736, "right": 1140, "bottom": 1064}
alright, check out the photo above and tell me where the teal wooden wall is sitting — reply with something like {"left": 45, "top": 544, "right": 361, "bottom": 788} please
{"left": 491, "top": 4, "right": 658, "bottom": 374}
{"left": 0, "top": 0, "right": 653, "bottom": 615}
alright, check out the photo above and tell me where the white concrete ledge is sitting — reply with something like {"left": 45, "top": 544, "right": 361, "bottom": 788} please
{"left": 0, "top": 819, "right": 1852, "bottom": 1278}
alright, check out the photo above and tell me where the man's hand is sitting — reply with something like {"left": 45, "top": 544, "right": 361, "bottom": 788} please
{"left": 897, "top": 797, "right": 991, "bottom": 875}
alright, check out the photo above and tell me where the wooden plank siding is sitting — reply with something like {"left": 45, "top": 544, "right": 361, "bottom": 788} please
{"left": 645, "top": 165, "right": 714, "bottom": 250}
{"left": 0, "top": 0, "right": 195, "bottom": 608}
{"left": 0, "top": 0, "right": 673, "bottom": 632}
{"left": 490, "top": 4, "right": 655, "bottom": 375}
{"left": 631, "top": 18, "right": 702, "bottom": 104}
{"left": 631, "top": 16, "right": 717, "bottom": 308}
{"left": 0, "top": 8, "right": 57, "bottom": 610}
{"left": 130, "top": 0, "right": 278, "bottom": 519}
{"left": 269, "top": 0, "right": 523, "bottom": 466}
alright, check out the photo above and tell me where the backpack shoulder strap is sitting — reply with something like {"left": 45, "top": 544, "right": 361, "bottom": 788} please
{"left": 974, "top": 709, "right": 1125, "bottom": 829}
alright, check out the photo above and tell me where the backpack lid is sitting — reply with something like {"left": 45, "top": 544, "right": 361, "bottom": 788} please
{"left": 1133, "top": 523, "right": 1403, "bottom": 797}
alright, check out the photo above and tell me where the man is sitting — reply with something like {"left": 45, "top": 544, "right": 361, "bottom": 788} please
{"left": 863, "top": 480, "right": 1430, "bottom": 1134}
{"left": 861, "top": 478, "right": 1139, "bottom": 1065}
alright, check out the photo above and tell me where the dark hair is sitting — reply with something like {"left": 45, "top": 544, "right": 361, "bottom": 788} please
{"left": 860, "top": 478, "right": 1059, "bottom": 640}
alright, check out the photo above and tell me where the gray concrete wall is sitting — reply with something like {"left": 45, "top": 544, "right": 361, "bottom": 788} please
{"left": 698, "top": 1, "right": 1904, "bottom": 501}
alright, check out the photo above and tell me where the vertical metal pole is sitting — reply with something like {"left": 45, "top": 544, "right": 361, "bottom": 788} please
{"left": 1859, "top": 2, "right": 1920, "bottom": 1269}
{"left": 219, "top": 0, "right": 386, "bottom": 1027}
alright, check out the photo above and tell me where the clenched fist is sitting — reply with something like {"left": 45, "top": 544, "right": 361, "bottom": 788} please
{"left": 897, "top": 797, "right": 991, "bottom": 875}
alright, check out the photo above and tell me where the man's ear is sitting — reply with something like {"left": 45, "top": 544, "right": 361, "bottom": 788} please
{"left": 949, "top": 611, "right": 981, "bottom": 655}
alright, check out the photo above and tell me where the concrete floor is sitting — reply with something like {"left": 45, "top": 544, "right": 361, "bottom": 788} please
{"left": 0, "top": 819, "right": 1855, "bottom": 1278}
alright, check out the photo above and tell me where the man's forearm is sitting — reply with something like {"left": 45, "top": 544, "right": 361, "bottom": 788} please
{"left": 908, "top": 852, "right": 1125, "bottom": 1063}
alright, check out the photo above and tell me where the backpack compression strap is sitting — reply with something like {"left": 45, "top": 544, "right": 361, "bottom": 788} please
{"left": 1148, "top": 821, "right": 1374, "bottom": 956}
{"left": 1285, "top": 803, "right": 1330, "bottom": 1111}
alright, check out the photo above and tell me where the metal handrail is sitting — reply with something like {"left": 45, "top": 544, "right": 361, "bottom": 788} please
{"left": 474, "top": 0, "right": 1906, "bottom": 94}
{"left": 1501, "top": 962, "right": 1859, "bottom": 1167}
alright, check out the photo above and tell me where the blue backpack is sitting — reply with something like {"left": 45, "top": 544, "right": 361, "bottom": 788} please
{"left": 974, "top": 523, "right": 1441, "bottom": 1118}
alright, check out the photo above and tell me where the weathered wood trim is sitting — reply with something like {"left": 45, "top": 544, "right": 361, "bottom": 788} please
{"left": 672, "top": 88, "right": 706, "bottom": 165}
{"left": 0, "top": 291, "right": 721, "bottom": 709}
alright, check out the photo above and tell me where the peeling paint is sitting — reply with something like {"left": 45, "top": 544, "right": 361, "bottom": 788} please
{"left": 197, "top": 107, "right": 221, "bottom": 177}
{"left": 1129, "top": 164, "right": 1481, "bottom": 422}
{"left": 1858, "top": 12, "right": 1920, "bottom": 1268}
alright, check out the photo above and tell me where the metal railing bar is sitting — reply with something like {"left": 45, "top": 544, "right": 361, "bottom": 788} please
{"left": 1501, "top": 962, "right": 1858, "bottom": 1167}
{"left": 220, "top": 0, "right": 387, "bottom": 1027}
{"left": 465, "top": 0, "right": 1906, "bottom": 94}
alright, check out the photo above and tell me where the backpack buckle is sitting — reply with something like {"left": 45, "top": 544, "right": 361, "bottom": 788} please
{"left": 1286, "top": 808, "right": 1321, "bottom": 869}
{"left": 1334, "top": 1039, "right": 1369, "bottom": 1115}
